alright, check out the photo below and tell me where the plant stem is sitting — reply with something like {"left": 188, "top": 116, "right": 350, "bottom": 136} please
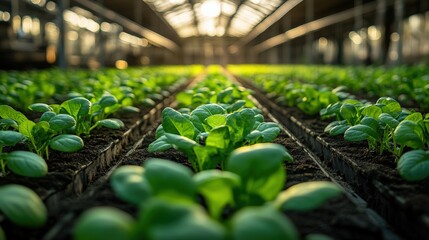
{"left": 0, "top": 145, "right": 5, "bottom": 176}
{"left": 0, "top": 159, "right": 6, "bottom": 176}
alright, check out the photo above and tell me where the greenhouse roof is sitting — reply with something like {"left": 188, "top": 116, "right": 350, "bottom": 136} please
{"left": 142, "top": 0, "right": 283, "bottom": 38}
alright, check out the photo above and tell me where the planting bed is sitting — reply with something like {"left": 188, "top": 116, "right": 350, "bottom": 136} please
{"left": 0, "top": 73, "right": 198, "bottom": 229}
{"left": 8, "top": 111, "right": 394, "bottom": 240}
{"left": 235, "top": 74, "right": 429, "bottom": 240}
{"left": 2, "top": 67, "right": 425, "bottom": 240}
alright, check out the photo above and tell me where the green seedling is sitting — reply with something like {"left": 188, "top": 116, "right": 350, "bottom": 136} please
{"left": 1, "top": 105, "right": 83, "bottom": 159}
{"left": 148, "top": 105, "right": 280, "bottom": 172}
{"left": 0, "top": 184, "right": 47, "bottom": 228}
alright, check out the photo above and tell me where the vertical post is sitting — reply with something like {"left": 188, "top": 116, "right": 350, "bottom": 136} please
{"left": 394, "top": 0, "right": 404, "bottom": 65}
{"left": 267, "top": 25, "right": 279, "bottom": 64}
{"left": 134, "top": 0, "right": 143, "bottom": 25}
{"left": 354, "top": 0, "right": 363, "bottom": 65}
{"left": 57, "top": 0, "right": 68, "bottom": 69}
{"left": 375, "top": 0, "right": 386, "bottom": 65}
{"left": 97, "top": 0, "right": 105, "bottom": 68}
{"left": 11, "top": 0, "right": 20, "bottom": 41}
{"left": 335, "top": 24, "right": 344, "bottom": 65}
{"left": 282, "top": 17, "right": 291, "bottom": 63}
{"left": 305, "top": 0, "right": 314, "bottom": 64}
{"left": 98, "top": 17, "right": 105, "bottom": 68}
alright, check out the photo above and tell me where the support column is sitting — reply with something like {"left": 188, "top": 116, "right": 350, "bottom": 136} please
{"left": 134, "top": 0, "right": 143, "bottom": 25}
{"left": 11, "top": 0, "right": 20, "bottom": 41}
{"left": 305, "top": 0, "right": 314, "bottom": 64}
{"left": 97, "top": 0, "right": 105, "bottom": 68}
{"left": 375, "top": 0, "right": 386, "bottom": 65}
{"left": 282, "top": 17, "right": 291, "bottom": 63}
{"left": 98, "top": 17, "right": 105, "bottom": 68}
{"left": 335, "top": 24, "right": 344, "bottom": 65}
{"left": 354, "top": 0, "right": 363, "bottom": 65}
{"left": 394, "top": 0, "right": 404, "bottom": 65}
{"left": 57, "top": 0, "right": 69, "bottom": 69}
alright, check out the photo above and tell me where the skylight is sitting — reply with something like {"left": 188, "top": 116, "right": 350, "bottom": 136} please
{"left": 142, "top": 0, "right": 283, "bottom": 38}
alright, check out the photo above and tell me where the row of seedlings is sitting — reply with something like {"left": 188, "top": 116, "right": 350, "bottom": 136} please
{"left": 62, "top": 71, "right": 389, "bottom": 240}
{"left": 0, "top": 66, "right": 202, "bottom": 239}
{"left": 229, "top": 65, "right": 429, "bottom": 239}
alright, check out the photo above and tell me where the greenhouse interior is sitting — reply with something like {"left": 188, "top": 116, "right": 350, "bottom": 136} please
{"left": 0, "top": 0, "right": 428, "bottom": 239}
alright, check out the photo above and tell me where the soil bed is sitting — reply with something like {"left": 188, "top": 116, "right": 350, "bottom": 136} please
{"left": 0, "top": 77, "right": 194, "bottom": 231}
{"left": 6, "top": 122, "right": 392, "bottom": 240}
{"left": 236, "top": 76, "right": 429, "bottom": 240}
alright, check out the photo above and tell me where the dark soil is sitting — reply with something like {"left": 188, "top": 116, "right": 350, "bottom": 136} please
{"left": 0, "top": 103, "right": 151, "bottom": 197}
{"left": 3, "top": 124, "right": 386, "bottom": 240}
{"left": 237, "top": 76, "right": 428, "bottom": 239}
{"left": 0, "top": 75, "right": 399, "bottom": 240}
{"left": 282, "top": 105, "right": 429, "bottom": 216}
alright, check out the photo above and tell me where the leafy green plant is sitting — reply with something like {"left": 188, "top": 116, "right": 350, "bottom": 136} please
{"left": 193, "top": 170, "right": 240, "bottom": 219}
{"left": 0, "top": 184, "right": 47, "bottom": 228}
{"left": 74, "top": 207, "right": 135, "bottom": 240}
{"left": 110, "top": 159, "right": 195, "bottom": 205}
{"left": 322, "top": 97, "right": 429, "bottom": 181}
{"left": 0, "top": 105, "right": 83, "bottom": 158}
{"left": 397, "top": 150, "right": 429, "bottom": 181}
{"left": 148, "top": 105, "right": 280, "bottom": 172}
{"left": 176, "top": 74, "right": 254, "bottom": 110}
{"left": 230, "top": 205, "right": 299, "bottom": 240}
{"left": 74, "top": 147, "right": 342, "bottom": 240}
{"left": 29, "top": 96, "right": 124, "bottom": 137}
{"left": 229, "top": 64, "right": 429, "bottom": 111}
{"left": 274, "top": 181, "right": 342, "bottom": 212}
{"left": 225, "top": 143, "right": 293, "bottom": 207}
{"left": 113, "top": 144, "right": 293, "bottom": 213}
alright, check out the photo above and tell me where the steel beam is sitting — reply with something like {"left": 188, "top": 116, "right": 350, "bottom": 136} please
{"left": 73, "top": 0, "right": 179, "bottom": 52}
{"left": 229, "top": 0, "right": 303, "bottom": 52}
{"left": 252, "top": 1, "right": 381, "bottom": 54}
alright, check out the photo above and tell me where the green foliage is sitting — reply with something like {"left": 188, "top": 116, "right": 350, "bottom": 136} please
{"left": 0, "top": 104, "right": 84, "bottom": 159}
{"left": 226, "top": 143, "right": 292, "bottom": 206}
{"left": 74, "top": 207, "right": 135, "bottom": 240}
{"left": 176, "top": 74, "right": 254, "bottom": 110}
{"left": 161, "top": 107, "right": 196, "bottom": 139}
{"left": 110, "top": 165, "right": 151, "bottom": 205}
{"left": 193, "top": 170, "right": 240, "bottom": 219}
{"left": 0, "top": 184, "right": 47, "bottom": 228}
{"left": 275, "top": 181, "right": 342, "bottom": 211}
{"left": 110, "top": 159, "right": 195, "bottom": 205}
{"left": 230, "top": 205, "right": 299, "bottom": 240}
{"left": 2, "top": 151, "right": 47, "bottom": 177}
{"left": 136, "top": 198, "right": 226, "bottom": 240}
{"left": 397, "top": 150, "right": 429, "bottom": 181}
{"left": 323, "top": 97, "right": 429, "bottom": 164}
{"left": 0, "top": 129, "right": 47, "bottom": 177}
{"left": 149, "top": 105, "right": 281, "bottom": 172}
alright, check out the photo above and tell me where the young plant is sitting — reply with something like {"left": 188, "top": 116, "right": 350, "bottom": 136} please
{"left": 397, "top": 150, "right": 429, "bottom": 181}
{"left": 225, "top": 143, "right": 293, "bottom": 207}
{"left": 274, "top": 181, "right": 343, "bottom": 212}
{"left": 230, "top": 205, "right": 299, "bottom": 240}
{"left": 0, "top": 130, "right": 47, "bottom": 177}
{"left": 0, "top": 136, "right": 48, "bottom": 177}
{"left": 148, "top": 105, "right": 281, "bottom": 172}
{"left": 30, "top": 96, "right": 124, "bottom": 137}
{"left": 0, "top": 184, "right": 47, "bottom": 228}
{"left": 110, "top": 159, "right": 196, "bottom": 205}
{"left": 0, "top": 105, "right": 84, "bottom": 159}
{"left": 74, "top": 148, "right": 341, "bottom": 240}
